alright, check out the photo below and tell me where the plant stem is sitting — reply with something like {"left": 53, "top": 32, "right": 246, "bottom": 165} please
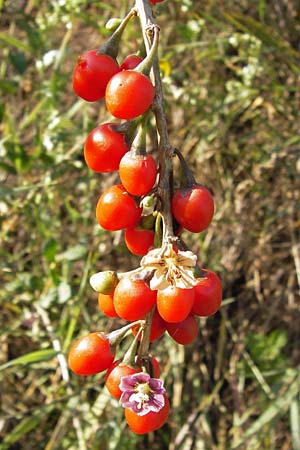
{"left": 135, "top": 0, "right": 175, "bottom": 243}
{"left": 135, "top": 0, "right": 175, "bottom": 361}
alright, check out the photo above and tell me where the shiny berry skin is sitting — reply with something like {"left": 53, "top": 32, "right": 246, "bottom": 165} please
{"left": 119, "top": 152, "right": 157, "bottom": 196}
{"left": 68, "top": 332, "right": 115, "bottom": 376}
{"left": 96, "top": 184, "right": 142, "bottom": 231}
{"left": 105, "top": 361, "right": 140, "bottom": 399}
{"left": 149, "top": 0, "right": 164, "bottom": 4}
{"left": 157, "top": 286, "right": 195, "bottom": 323}
{"left": 125, "top": 227, "right": 154, "bottom": 256}
{"left": 105, "top": 70, "right": 155, "bottom": 120}
{"left": 72, "top": 50, "right": 119, "bottom": 102}
{"left": 113, "top": 277, "right": 157, "bottom": 321}
{"left": 191, "top": 270, "right": 222, "bottom": 316}
{"left": 132, "top": 307, "right": 167, "bottom": 342}
{"left": 150, "top": 356, "right": 161, "bottom": 378}
{"left": 98, "top": 292, "right": 119, "bottom": 318}
{"left": 84, "top": 123, "right": 128, "bottom": 172}
{"left": 120, "top": 54, "right": 143, "bottom": 70}
{"left": 125, "top": 394, "right": 170, "bottom": 434}
{"left": 172, "top": 185, "right": 214, "bottom": 233}
{"left": 166, "top": 315, "right": 198, "bottom": 345}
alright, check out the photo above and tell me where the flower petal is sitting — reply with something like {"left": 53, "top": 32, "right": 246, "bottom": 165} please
{"left": 148, "top": 393, "right": 165, "bottom": 413}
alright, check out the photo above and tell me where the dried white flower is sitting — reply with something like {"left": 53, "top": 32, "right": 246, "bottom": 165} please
{"left": 140, "top": 243, "right": 197, "bottom": 290}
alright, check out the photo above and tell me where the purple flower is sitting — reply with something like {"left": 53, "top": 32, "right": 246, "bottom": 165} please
{"left": 119, "top": 372, "right": 165, "bottom": 416}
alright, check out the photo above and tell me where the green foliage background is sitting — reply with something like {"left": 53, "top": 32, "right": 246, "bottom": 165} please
{"left": 1, "top": 1, "right": 299, "bottom": 449}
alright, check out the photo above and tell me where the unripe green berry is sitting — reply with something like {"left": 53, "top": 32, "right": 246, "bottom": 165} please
{"left": 90, "top": 270, "right": 118, "bottom": 294}
{"left": 105, "top": 18, "right": 122, "bottom": 31}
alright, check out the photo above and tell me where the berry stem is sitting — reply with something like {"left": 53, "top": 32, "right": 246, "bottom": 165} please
{"left": 136, "top": 306, "right": 155, "bottom": 366}
{"left": 98, "top": 8, "right": 137, "bottom": 59}
{"left": 107, "top": 320, "right": 144, "bottom": 347}
{"left": 134, "top": 24, "right": 160, "bottom": 76}
{"left": 174, "top": 147, "right": 196, "bottom": 188}
{"left": 122, "top": 327, "right": 143, "bottom": 366}
{"left": 130, "top": 114, "right": 148, "bottom": 156}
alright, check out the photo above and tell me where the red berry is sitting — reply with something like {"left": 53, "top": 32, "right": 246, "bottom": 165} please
{"left": 172, "top": 185, "right": 214, "bottom": 233}
{"left": 150, "top": 356, "right": 161, "bottom": 378}
{"left": 105, "top": 70, "right": 155, "bottom": 120}
{"left": 68, "top": 332, "right": 115, "bottom": 376}
{"left": 84, "top": 123, "right": 128, "bottom": 172}
{"left": 96, "top": 184, "right": 142, "bottom": 231}
{"left": 166, "top": 315, "right": 198, "bottom": 345}
{"left": 119, "top": 151, "right": 157, "bottom": 196}
{"left": 125, "top": 394, "right": 170, "bottom": 434}
{"left": 98, "top": 292, "right": 119, "bottom": 318}
{"left": 72, "top": 50, "right": 119, "bottom": 102}
{"left": 157, "top": 286, "right": 195, "bottom": 323}
{"left": 105, "top": 361, "right": 140, "bottom": 399}
{"left": 192, "top": 270, "right": 222, "bottom": 316}
{"left": 149, "top": 0, "right": 164, "bottom": 4}
{"left": 113, "top": 277, "right": 157, "bottom": 321}
{"left": 132, "top": 307, "right": 167, "bottom": 342}
{"left": 120, "top": 54, "right": 143, "bottom": 71}
{"left": 125, "top": 227, "right": 154, "bottom": 256}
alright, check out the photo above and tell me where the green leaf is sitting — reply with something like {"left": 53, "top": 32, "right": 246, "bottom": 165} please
{"left": 0, "top": 349, "right": 58, "bottom": 372}
{"left": 43, "top": 238, "right": 58, "bottom": 263}
{"left": 0, "top": 78, "right": 18, "bottom": 95}
{"left": 1, "top": 415, "right": 44, "bottom": 450}
{"left": 9, "top": 50, "right": 27, "bottom": 74}
{"left": 56, "top": 244, "right": 88, "bottom": 262}
{"left": 0, "top": 32, "right": 31, "bottom": 53}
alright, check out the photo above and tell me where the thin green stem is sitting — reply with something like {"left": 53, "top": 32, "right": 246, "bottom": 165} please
{"left": 98, "top": 8, "right": 137, "bottom": 58}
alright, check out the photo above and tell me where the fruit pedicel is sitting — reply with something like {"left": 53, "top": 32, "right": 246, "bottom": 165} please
{"left": 68, "top": 0, "right": 222, "bottom": 434}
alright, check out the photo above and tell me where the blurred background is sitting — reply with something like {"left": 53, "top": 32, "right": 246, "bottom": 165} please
{"left": 1, "top": 0, "right": 300, "bottom": 449}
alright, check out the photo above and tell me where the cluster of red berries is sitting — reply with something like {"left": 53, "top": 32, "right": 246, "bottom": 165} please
{"left": 68, "top": 0, "right": 222, "bottom": 435}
